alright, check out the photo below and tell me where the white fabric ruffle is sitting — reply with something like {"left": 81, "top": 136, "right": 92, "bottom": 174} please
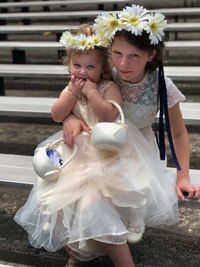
{"left": 14, "top": 121, "right": 179, "bottom": 261}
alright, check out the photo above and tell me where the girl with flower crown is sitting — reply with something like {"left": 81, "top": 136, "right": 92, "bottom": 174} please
{"left": 64, "top": 5, "right": 200, "bottom": 201}
{"left": 60, "top": 3, "right": 200, "bottom": 265}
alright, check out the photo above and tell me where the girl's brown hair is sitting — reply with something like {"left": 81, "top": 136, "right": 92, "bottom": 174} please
{"left": 112, "top": 30, "right": 165, "bottom": 72}
{"left": 63, "top": 24, "right": 112, "bottom": 80}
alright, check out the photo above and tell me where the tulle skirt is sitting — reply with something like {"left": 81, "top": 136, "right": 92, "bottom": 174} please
{"left": 14, "top": 122, "right": 179, "bottom": 261}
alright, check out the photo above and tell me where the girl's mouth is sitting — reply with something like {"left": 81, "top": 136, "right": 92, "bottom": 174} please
{"left": 119, "top": 70, "right": 131, "bottom": 74}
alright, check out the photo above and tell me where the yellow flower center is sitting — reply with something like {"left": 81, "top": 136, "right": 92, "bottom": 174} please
{"left": 110, "top": 19, "right": 118, "bottom": 29}
{"left": 80, "top": 39, "right": 86, "bottom": 46}
{"left": 93, "top": 38, "right": 99, "bottom": 45}
{"left": 130, "top": 16, "right": 139, "bottom": 25}
{"left": 149, "top": 22, "right": 158, "bottom": 32}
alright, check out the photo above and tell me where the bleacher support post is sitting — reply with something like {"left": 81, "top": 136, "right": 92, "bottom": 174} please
{"left": 12, "top": 50, "right": 26, "bottom": 64}
{"left": 0, "top": 78, "right": 5, "bottom": 96}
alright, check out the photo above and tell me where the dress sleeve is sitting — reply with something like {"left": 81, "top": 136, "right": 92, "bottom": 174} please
{"left": 165, "top": 76, "right": 186, "bottom": 108}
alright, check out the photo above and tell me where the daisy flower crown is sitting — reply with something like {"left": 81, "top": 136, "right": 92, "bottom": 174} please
{"left": 59, "top": 30, "right": 107, "bottom": 50}
{"left": 94, "top": 4, "right": 167, "bottom": 45}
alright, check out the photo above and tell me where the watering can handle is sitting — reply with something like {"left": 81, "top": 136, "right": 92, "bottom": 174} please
{"left": 107, "top": 100, "right": 125, "bottom": 124}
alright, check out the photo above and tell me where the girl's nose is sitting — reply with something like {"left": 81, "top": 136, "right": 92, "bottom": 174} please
{"left": 79, "top": 68, "right": 87, "bottom": 78}
{"left": 119, "top": 57, "right": 129, "bottom": 68}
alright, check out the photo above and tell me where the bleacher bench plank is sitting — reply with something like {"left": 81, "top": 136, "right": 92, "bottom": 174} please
{"left": 0, "top": 153, "right": 199, "bottom": 207}
{"left": 1, "top": 40, "right": 200, "bottom": 50}
{"left": 0, "top": 0, "right": 192, "bottom": 8}
{"left": 0, "top": 64, "right": 199, "bottom": 81}
{"left": 0, "top": 8, "right": 199, "bottom": 21}
{"left": 0, "top": 96, "right": 199, "bottom": 126}
{"left": 0, "top": 264, "right": 21, "bottom": 267}
{"left": 0, "top": 0, "right": 133, "bottom": 9}
{"left": 0, "top": 153, "right": 34, "bottom": 186}
{"left": 164, "top": 40, "right": 200, "bottom": 50}
{"left": 166, "top": 22, "right": 200, "bottom": 32}
{"left": 0, "top": 23, "right": 199, "bottom": 35}
{"left": 0, "top": 25, "right": 76, "bottom": 34}
{"left": 0, "top": 0, "right": 194, "bottom": 10}
{"left": 153, "top": 7, "right": 200, "bottom": 16}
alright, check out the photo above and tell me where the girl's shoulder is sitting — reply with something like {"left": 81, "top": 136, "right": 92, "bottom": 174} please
{"left": 98, "top": 79, "right": 115, "bottom": 95}
{"left": 164, "top": 75, "right": 186, "bottom": 108}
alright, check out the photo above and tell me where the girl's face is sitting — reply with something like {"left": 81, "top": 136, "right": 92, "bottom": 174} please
{"left": 111, "top": 37, "right": 156, "bottom": 83}
{"left": 70, "top": 50, "right": 103, "bottom": 84}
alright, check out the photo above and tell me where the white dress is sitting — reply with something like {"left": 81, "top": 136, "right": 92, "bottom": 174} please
{"left": 14, "top": 76, "right": 182, "bottom": 261}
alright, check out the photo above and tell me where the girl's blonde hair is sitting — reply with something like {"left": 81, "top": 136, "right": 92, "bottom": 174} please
{"left": 63, "top": 24, "right": 112, "bottom": 80}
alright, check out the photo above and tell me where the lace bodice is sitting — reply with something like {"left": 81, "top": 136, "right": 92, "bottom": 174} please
{"left": 113, "top": 68, "right": 186, "bottom": 130}
{"left": 72, "top": 79, "right": 114, "bottom": 127}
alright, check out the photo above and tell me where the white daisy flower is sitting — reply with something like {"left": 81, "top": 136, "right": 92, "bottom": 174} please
{"left": 59, "top": 31, "right": 76, "bottom": 49}
{"left": 92, "top": 35, "right": 107, "bottom": 48}
{"left": 76, "top": 34, "right": 88, "bottom": 50}
{"left": 119, "top": 4, "right": 149, "bottom": 35}
{"left": 94, "top": 13, "right": 121, "bottom": 41}
{"left": 86, "top": 36, "right": 95, "bottom": 49}
{"left": 145, "top": 13, "right": 167, "bottom": 45}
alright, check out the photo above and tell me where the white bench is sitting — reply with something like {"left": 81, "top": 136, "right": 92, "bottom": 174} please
{"left": 0, "top": 153, "right": 199, "bottom": 207}
{"left": 0, "top": 22, "right": 199, "bottom": 42}
{"left": 0, "top": 23, "right": 199, "bottom": 34}
{"left": 0, "top": 64, "right": 199, "bottom": 80}
{"left": 1, "top": 40, "right": 200, "bottom": 50}
{"left": 1, "top": 40, "right": 199, "bottom": 64}
{"left": 0, "top": 0, "right": 191, "bottom": 10}
{"left": 0, "top": 9, "right": 199, "bottom": 23}
{"left": 0, "top": 0, "right": 132, "bottom": 10}
{"left": 0, "top": 64, "right": 199, "bottom": 95}
{"left": 0, "top": 96, "right": 199, "bottom": 127}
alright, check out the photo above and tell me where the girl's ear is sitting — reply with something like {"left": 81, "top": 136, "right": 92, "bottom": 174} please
{"left": 148, "top": 49, "right": 156, "bottom": 62}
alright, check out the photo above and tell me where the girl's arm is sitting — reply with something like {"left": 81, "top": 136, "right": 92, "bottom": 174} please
{"left": 51, "top": 78, "right": 85, "bottom": 122}
{"left": 82, "top": 79, "right": 123, "bottom": 122}
{"left": 169, "top": 103, "right": 200, "bottom": 200}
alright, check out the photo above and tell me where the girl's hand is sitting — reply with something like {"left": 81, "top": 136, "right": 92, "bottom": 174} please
{"left": 63, "top": 114, "right": 90, "bottom": 147}
{"left": 68, "top": 76, "right": 85, "bottom": 96}
{"left": 82, "top": 79, "right": 97, "bottom": 97}
{"left": 176, "top": 177, "right": 200, "bottom": 201}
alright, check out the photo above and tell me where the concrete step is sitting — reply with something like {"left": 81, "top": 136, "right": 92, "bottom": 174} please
{"left": 0, "top": 184, "right": 200, "bottom": 267}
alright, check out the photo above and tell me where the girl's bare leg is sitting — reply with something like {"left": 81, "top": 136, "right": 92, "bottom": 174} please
{"left": 100, "top": 242, "right": 135, "bottom": 267}
{"left": 64, "top": 246, "right": 83, "bottom": 266}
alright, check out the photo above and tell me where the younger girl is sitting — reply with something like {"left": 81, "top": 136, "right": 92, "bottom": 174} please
{"left": 14, "top": 23, "right": 179, "bottom": 267}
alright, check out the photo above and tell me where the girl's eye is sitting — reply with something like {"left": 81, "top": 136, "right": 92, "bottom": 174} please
{"left": 73, "top": 64, "right": 81, "bottom": 68}
{"left": 129, "top": 54, "right": 138, "bottom": 58}
{"left": 113, "top": 51, "right": 121, "bottom": 56}
{"left": 87, "top": 65, "right": 95, "bottom": 70}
